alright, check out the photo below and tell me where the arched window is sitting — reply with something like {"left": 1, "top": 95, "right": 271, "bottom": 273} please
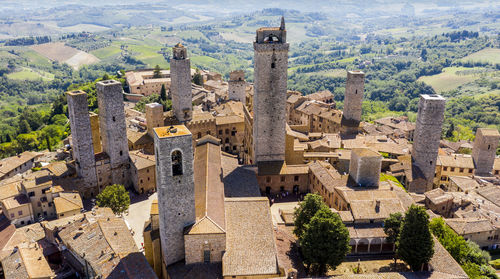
{"left": 172, "top": 150, "right": 183, "bottom": 176}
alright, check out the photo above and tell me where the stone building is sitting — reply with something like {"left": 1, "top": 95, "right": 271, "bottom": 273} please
{"left": 228, "top": 70, "right": 246, "bottom": 102}
{"left": 341, "top": 70, "right": 365, "bottom": 131}
{"left": 0, "top": 151, "right": 41, "bottom": 181}
{"left": 411, "top": 94, "right": 446, "bottom": 193}
{"left": 66, "top": 90, "right": 98, "bottom": 193}
{"left": 214, "top": 101, "right": 245, "bottom": 157}
{"left": 186, "top": 111, "right": 217, "bottom": 148}
{"left": 97, "top": 80, "right": 130, "bottom": 186}
{"left": 256, "top": 162, "right": 309, "bottom": 195}
{"left": 170, "top": 43, "right": 193, "bottom": 122}
{"left": 472, "top": 128, "right": 500, "bottom": 175}
{"left": 143, "top": 199, "right": 162, "bottom": 277}
{"left": 349, "top": 148, "right": 382, "bottom": 187}
{"left": 434, "top": 154, "right": 475, "bottom": 187}
{"left": 184, "top": 136, "right": 226, "bottom": 265}
{"left": 125, "top": 69, "right": 171, "bottom": 97}
{"left": 154, "top": 125, "right": 195, "bottom": 266}
{"left": 253, "top": 17, "right": 289, "bottom": 166}
{"left": 242, "top": 104, "right": 254, "bottom": 165}
{"left": 146, "top": 103, "right": 164, "bottom": 138}
{"left": 129, "top": 150, "right": 156, "bottom": 194}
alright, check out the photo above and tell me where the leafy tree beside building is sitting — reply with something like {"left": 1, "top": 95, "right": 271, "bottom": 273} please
{"left": 96, "top": 184, "right": 130, "bottom": 215}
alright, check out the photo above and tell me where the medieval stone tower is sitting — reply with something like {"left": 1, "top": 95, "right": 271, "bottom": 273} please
{"left": 96, "top": 80, "right": 130, "bottom": 186}
{"left": 228, "top": 70, "right": 246, "bottom": 103}
{"left": 472, "top": 128, "right": 500, "bottom": 175}
{"left": 146, "top": 103, "right": 164, "bottom": 138}
{"left": 412, "top": 94, "right": 446, "bottom": 189}
{"left": 342, "top": 70, "right": 365, "bottom": 127}
{"left": 154, "top": 125, "right": 195, "bottom": 266}
{"left": 253, "top": 17, "right": 289, "bottom": 165}
{"left": 66, "top": 90, "right": 98, "bottom": 194}
{"left": 170, "top": 43, "right": 192, "bottom": 122}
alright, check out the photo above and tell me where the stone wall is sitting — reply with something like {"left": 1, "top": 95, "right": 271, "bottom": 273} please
{"left": 253, "top": 30, "right": 289, "bottom": 163}
{"left": 146, "top": 103, "right": 164, "bottom": 138}
{"left": 472, "top": 128, "right": 500, "bottom": 175}
{"left": 412, "top": 94, "right": 445, "bottom": 192}
{"left": 96, "top": 80, "right": 130, "bottom": 186}
{"left": 154, "top": 127, "right": 195, "bottom": 266}
{"left": 66, "top": 90, "right": 98, "bottom": 190}
{"left": 343, "top": 71, "right": 365, "bottom": 126}
{"left": 170, "top": 45, "right": 192, "bottom": 122}
{"left": 184, "top": 233, "right": 226, "bottom": 264}
{"left": 228, "top": 70, "right": 246, "bottom": 102}
{"left": 349, "top": 148, "right": 382, "bottom": 187}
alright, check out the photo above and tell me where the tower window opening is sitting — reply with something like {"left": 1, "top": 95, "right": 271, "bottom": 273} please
{"left": 271, "top": 62, "right": 275, "bottom": 68}
{"left": 355, "top": 90, "right": 357, "bottom": 94}
{"left": 172, "top": 150, "right": 183, "bottom": 176}
{"left": 488, "top": 144, "right": 490, "bottom": 150}
{"left": 430, "top": 161, "right": 433, "bottom": 165}
{"left": 112, "top": 116, "right": 116, "bottom": 122}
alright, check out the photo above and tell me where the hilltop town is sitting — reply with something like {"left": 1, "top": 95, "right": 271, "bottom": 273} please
{"left": 0, "top": 17, "right": 499, "bottom": 279}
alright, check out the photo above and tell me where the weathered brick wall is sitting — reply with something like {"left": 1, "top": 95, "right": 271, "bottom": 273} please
{"left": 343, "top": 71, "right": 365, "bottom": 125}
{"left": 472, "top": 128, "right": 500, "bottom": 175}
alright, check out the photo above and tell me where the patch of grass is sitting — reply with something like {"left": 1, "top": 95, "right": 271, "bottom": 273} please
{"left": 22, "top": 50, "right": 52, "bottom": 67}
{"left": 7, "top": 67, "right": 54, "bottom": 81}
{"left": 191, "top": 55, "right": 219, "bottom": 68}
{"left": 91, "top": 46, "right": 122, "bottom": 59}
{"left": 417, "top": 66, "right": 486, "bottom": 93}
{"left": 461, "top": 48, "right": 500, "bottom": 64}
{"left": 380, "top": 173, "right": 406, "bottom": 191}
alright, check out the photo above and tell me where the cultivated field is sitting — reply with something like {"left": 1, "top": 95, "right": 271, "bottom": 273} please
{"left": 6, "top": 67, "right": 54, "bottom": 81}
{"left": 31, "top": 42, "right": 100, "bottom": 69}
{"left": 460, "top": 48, "right": 500, "bottom": 64}
{"left": 417, "top": 66, "right": 486, "bottom": 93}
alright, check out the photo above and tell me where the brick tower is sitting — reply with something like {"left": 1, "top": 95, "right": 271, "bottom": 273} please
{"left": 253, "top": 17, "right": 289, "bottom": 165}
{"left": 412, "top": 94, "right": 446, "bottom": 191}
{"left": 146, "top": 103, "right": 164, "bottom": 138}
{"left": 96, "top": 80, "right": 130, "bottom": 186}
{"left": 472, "top": 128, "right": 500, "bottom": 175}
{"left": 170, "top": 43, "right": 192, "bottom": 122}
{"left": 66, "top": 90, "right": 98, "bottom": 195}
{"left": 342, "top": 70, "right": 365, "bottom": 128}
{"left": 154, "top": 125, "right": 195, "bottom": 266}
{"left": 228, "top": 70, "right": 246, "bottom": 103}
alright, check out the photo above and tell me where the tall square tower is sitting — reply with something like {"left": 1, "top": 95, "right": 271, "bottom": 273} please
{"left": 66, "top": 90, "right": 98, "bottom": 193}
{"left": 253, "top": 17, "right": 289, "bottom": 165}
{"left": 154, "top": 125, "right": 195, "bottom": 266}
{"left": 170, "top": 43, "right": 192, "bottom": 122}
{"left": 472, "top": 128, "right": 500, "bottom": 175}
{"left": 412, "top": 94, "right": 446, "bottom": 190}
{"left": 228, "top": 70, "right": 246, "bottom": 103}
{"left": 146, "top": 103, "right": 164, "bottom": 138}
{"left": 342, "top": 70, "right": 365, "bottom": 127}
{"left": 96, "top": 80, "right": 130, "bottom": 186}
{"left": 349, "top": 148, "right": 382, "bottom": 187}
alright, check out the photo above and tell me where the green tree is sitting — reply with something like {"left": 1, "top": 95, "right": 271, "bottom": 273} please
{"left": 102, "top": 73, "right": 111, "bottom": 81}
{"left": 96, "top": 184, "right": 130, "bottom": 215}
{"left": 397, "top": 205, "right": 434, "bottom": 271}
{"left": 16, "top": 133, "right": 39, "bottom": 152}
{"left": 160, "top": 84, "right": 167, "bottom": 101}
{"left": 294, "top": 193, "right": 328, "bottom": 238}
{"left": 18, "top": 119, "right": 32, "bottom": 134}
{"left": 192, "top": 68, "right": 203, "bottom": 86}
{"left": 153, "top": 65, "right": 161, "bottom": 78}
{"left": 446, "top": 122, "right": 455, "bottom": 139}
{"left": 300, "top": 207, "right": 350, "bottom": 275}
{"left": 384, "top": 212, "right": 403, "bottom": 266}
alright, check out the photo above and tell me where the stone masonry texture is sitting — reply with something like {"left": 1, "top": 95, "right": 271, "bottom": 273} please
{"left": 154, "top": 128, "right": 195, "bottom": 266}
{"left": 96, "top": 80, "right": 130, "bottom": 186}
{"left": 412, "top": 94, "right": 446, "bottom": 186}
{"left": 253, "top": 23, "right": 289, "bottom": 163}
{"left": 66, "top": 90, "right": 98, "bottom": 189}
{"left": 170, "top": 44, "right": 192, "bottom": 122}
{"left": 228, "top": 70, "right": 246, "bottom": 103}
{"left": 472, "top": 128, "right": 500, "bottom": 175}
{"left": 343, "top": 70, "right": 365, "bottom": 126}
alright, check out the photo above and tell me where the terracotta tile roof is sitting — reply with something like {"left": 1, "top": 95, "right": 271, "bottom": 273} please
{"left": 0, "top": 182, "right": 21, "bottom": 201}
{"left": 191, "top": 141, "right": 225, "bottom": 233}
{"left": 307, "top": 90, "right": 333, "bottom": 101}
{"left": 437, "top": 154, "right": 474, "bottom": 169}
{"left": 1, "top": 194, "right": 30, "bottom": 210}
{"left": 223, "top": 197, "right": 278, "bottom": 277}
{"left": 350, "top": 199, "right": 405, "bottom": 221}
{"left": 425, "top": 188, "right": 453, "bottom": 204}
{"left": 348, "top": 223, "right": 387, "bottom": 239}
{"left": 449, "top": 176, "right": 479, "bottom": 192}
{"left": 54, "top": 192, "right": 83, "bottom": 215}
{"left": 43, "top": 161, "right": 72, "bottom": 177}
{"left": 127, "top": 129, "right": 153, "bottom": 145}
{"left": 0, "top": 152, "right": 41, "bottom": 177}
{"left": 476, "top": 186, "right": 500, "bottom": 207}
{"left": 446, "top": 218, "right": 496, "bottom": 235}
{"left": 129, "top": 151, "right": 155, "bottom": 170}
{"left": 308, "top": 161, "right": 343, "bottom": 193}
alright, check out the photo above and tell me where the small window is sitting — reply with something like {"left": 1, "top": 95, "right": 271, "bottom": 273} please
{"left": 10, "top": 213, "right": 14, "bottom": 218}
{"left": 218, "top": 130, "right": 222, "bottom": 135}
{"left": 443, "top": 167, "right": 448, "bottom": 171}
{"left": 468, "top": 169, "right": 473, "bottom": 173}
{"left": 28, "top": 192, "right": 35, "bottom": 197}
{"left": 172, "top": 150, "right": 183, "bottom": 176}
{"left": 459, "top": 168, "right": 464, "bottom": 173}
{"left": 294, "top": 176, "right": 299, "bottom": 182}
{"left": 451, "top": 167, "right": 455, "bottom": 172}
{"left": 280, "top": 176, "right": 285, "bottom": 182}
{"left": 112, "top": 116, "right": 116, "bottom": 122}
{"left": 120, "top": 150, "right": 123, "bottom": 156}
{"left": 266, "top": 176, "right": 271, "bottom": 183}
{"left": 271, "top": 62, "right": 275, "bottom": 68}
{"left": 18, "top": 210, "right": 23, "bottom": 216}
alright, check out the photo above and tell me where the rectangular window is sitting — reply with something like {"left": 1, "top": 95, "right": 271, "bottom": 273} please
{"left": 451, "top": 167, "right": 455, "bottom": 172}
{"left": 443, "top": 167, "right": 448, "bottom": 171}
{"left": 10, "top": 213, "right": 14, "bottom": 218}
{"left": 469, "top": 169, "right": 473, "bottom": 173}
{"left": 28, "top": 192, "right": 35, "bottom": 197}
{"left": 18, "top": 210, "right": 23, "bottom": 216}
{"left": 459, "top": 168, "right": 464, "bottom": 173}
{"left": 281, "top": 176, "right": 285, "bottom": 182}
{"left": 294, "top": 176, "right": 299, "bottom": 182}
